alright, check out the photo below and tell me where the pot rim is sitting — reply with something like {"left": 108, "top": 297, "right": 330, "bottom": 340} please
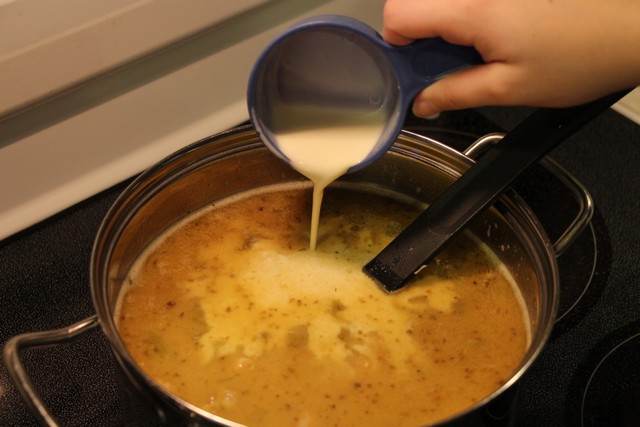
{"left": 90, "top": 125, "right": 560, "bottom": 426}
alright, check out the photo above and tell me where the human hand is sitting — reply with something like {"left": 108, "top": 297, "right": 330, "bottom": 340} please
{"left": 383, "top": 0, "right": 640, "bottom": 117}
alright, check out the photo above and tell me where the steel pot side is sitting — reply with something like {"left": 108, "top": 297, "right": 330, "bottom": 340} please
{"left": 4, "top": 125, "right": 593, "bottom": 426}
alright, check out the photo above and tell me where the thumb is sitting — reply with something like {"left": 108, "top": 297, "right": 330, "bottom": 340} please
{"left": 412, "top": 63, "right": 515, "bottom": 117}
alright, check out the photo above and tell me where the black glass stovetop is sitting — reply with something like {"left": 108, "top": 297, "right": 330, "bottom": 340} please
{"left": 1, "top": 107, "right": 639, "bottom": 426}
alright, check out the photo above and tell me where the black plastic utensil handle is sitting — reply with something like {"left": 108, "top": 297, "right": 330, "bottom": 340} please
{"left": 364, "top": 89, "right": 631, "bottom": 293}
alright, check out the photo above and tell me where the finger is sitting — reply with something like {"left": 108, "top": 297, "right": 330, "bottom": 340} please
{"left": 382, "top": 0, "right": 443, "bottom": 45}
{"left": 382, "top": 27, "right": 416, "bottom": 46}
{"left": 382, "top": 0, "right": 476, "bottom": 45}
{"left": 412, "top": 63, "right": 518, "bottom": 116}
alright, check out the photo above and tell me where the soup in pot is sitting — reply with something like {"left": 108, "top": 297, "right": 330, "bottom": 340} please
{"left": 115, "top": 184, "right": 529, "bottom": 427}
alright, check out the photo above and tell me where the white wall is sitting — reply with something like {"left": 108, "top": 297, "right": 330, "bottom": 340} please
{"left": 0, "top": 0, "right": 386, "bottom": 239}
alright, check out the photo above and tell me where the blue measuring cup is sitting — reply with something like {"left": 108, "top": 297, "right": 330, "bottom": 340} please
{"left": 247, "top": 14, "right": 482, "bottom": 173}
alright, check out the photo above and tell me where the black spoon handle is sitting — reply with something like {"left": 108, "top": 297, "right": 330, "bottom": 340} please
{"left": 364, "top": 89, "right": 631, "bottom": 293}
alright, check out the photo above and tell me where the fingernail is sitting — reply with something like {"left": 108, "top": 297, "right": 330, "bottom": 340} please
{"left": 412, "top": 100, "right": 440, "bottom": 119}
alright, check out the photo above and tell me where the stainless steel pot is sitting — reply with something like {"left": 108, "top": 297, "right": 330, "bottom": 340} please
{"left": 4, "top": 125, "right": 593, "bottom": 426}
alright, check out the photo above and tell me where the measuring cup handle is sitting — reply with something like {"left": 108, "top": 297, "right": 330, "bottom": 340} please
{"left": 2, "top": 316, "right": 100, "bottom": 427}
{"left": 391, "top": 38, "right": 483, "bottom": 95}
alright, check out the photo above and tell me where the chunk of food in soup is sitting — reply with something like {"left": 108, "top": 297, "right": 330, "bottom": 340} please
{"left": 116, "top": 184, "right": 529, "bottom": 427}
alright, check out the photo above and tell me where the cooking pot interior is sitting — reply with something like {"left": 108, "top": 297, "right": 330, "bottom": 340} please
{"left": 91, "top": 125, "right": 558, "bottom": 422}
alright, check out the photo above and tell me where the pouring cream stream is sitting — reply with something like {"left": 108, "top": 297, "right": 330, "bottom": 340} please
{"left": 273, "top": 106, "right": 386, "bottom": 250}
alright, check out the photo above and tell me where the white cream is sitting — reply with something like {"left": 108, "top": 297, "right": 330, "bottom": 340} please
{"left": 273, "top": 106, "right": 386, "bottom": 250}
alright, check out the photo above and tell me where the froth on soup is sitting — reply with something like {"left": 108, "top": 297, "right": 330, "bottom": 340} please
{"left": 115, "top": 184, "right": 530, "bottom": 427}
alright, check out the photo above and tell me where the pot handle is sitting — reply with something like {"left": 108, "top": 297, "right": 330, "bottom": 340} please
{"left": 2, "top": 315, "right": 100, "bottom": 427}
{"left": 464, "top": 133, "right": 593, "bottom": 256}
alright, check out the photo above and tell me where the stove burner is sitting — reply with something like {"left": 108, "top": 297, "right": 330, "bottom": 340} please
{"left": 566, "top": 320, "right": 640, "bottom": 427}
{"left": 511, "top": 164, "right": 611, "bottom": 339}
{"left": 552, "top": 209, "right": 611, "bottom": 338}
